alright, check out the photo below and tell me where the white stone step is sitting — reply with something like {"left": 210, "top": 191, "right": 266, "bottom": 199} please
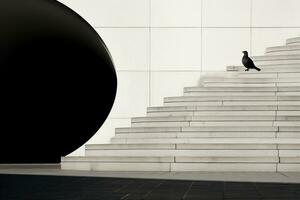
{"left": 251, "top": 55, "right": 300, "bottom": 65}
{"left": 171, "top": 163, "right": 277, "bottom": 172}
{"left": 131, "top": 121, "right": 189, "bottom": 127}
{"left": 277, "top": 164, "right": 300, "bottom": 172}
{"left": 278, "top": 111, "right": 300, "bottom": 116}
{"left": 237, "top": 73, "right": 278, "bottom": 78}
{"left": 279, "top": 127, "right": 300, "bottom": 132}
{"left": 278, "top": 105, "right": 300, "bottom": 110}
{"left": 109, "top": 138, "right": 300, "bottom": 145}
{"left": 194, "top": 111, "right": 275, "bottom": 116}
{"left": 182, "top": 126, "right": 277, "bottom": 132}
{"left": 253, "top": 54, "right": 300, "bottom": 61}
{"left": 175, "top": 156, "right": 278, "bottom": 163}
{"left": 85, "top": 149, "right": 278, "bottom": 157}
{"left": 132, "top": 115, "right": 275, "bottom": 123}
{"left": 184, "top": 121, "right": 272, "bottom": 127}
{"left": 223, "top": 101, "right": 300, "bottom": 106}
{"left": 115, "top": 132, "right": 179, "bottom": 138}
{"left": 166, "top": 101, "right": 282, "bottom": 107}
{"left": 116, "top": 127, "right": 182, "bottom": 133}
{"left": 165, "top": 96, "right": 277, "bottom": 103}
{"left": 110, "top": 138, "right": 300, "bottom": 146}
{"left": 132, "top": 117, "right": 275, "bottom": 128}
{"left": 62, "top": 162, "right": 171, "bottom": 171}
{"left": 147, "top": 111, "right": 195, "bottom": 117}
{"left": 62, "top": 156, "right": 174, "bottom": 162}
{"left": 236, "top": 72, "right": 300, "bottom": 79}
{"left": 278, "top": 132, "right": 300, "bottom": 138}
{"left": 130, "top": 120, "right": 276, "bottom": 127}
{"left": 148, "top": 105, "right": 277, "bottom": 112}
{"left": 228, "top": 65, "right": 300, "bottom": 73}
{"left": 115, "top": 132, "right": 276, "bottom": 138}
{"left": 201, "top": 77, "right": 300, "bottom": 83}
{"left": 184, "top": 86, "right": 277, "bottom": 92}
{"left": 164, "top": 101, "right": 224, "bottom": 106}
{"left": 184, "top": 91, "right": 276, "bottom": 97}
{"left": 115, "top": 126, "right": 279, "bottom": 133}
{"left": 147, "top": 106, "right": 278, "bottom": 116}
{"left": 86, "top": 144, "right": 175, "bottom": 150}
{"left": 266, "top": 45, "right": 300, "bottom": 55}
{"left": 286, "top": 37, "right": 300, "bottom": 46}
{"left": 278, "top": 72, "right": 300, "bottom": 78}
{"left": 90, "top": 142, "right": 279, "bottom": 150}
{"left": 274, "top": 121, "right": 300, "bottom": 126}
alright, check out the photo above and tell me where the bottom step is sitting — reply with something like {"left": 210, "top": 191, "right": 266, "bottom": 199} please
{"left": 61, "top": 161, "right": 282, "bottom": 172}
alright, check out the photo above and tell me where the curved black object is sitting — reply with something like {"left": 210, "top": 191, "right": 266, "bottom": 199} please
{"left": 0, "top": 0, "right": 117, "bottom": 163}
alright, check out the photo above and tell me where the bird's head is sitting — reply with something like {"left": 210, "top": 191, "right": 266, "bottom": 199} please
{"left": 242, "top": 51, "right": 248, "bottom": 55}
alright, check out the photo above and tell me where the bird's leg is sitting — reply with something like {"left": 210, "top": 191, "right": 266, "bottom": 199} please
{"left": 245, "top": 68, "right": 249, "bottom": 71}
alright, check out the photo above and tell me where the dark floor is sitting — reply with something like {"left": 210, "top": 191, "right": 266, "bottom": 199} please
{"left": 1, "top": 174, "right": 300, "bottom": 200}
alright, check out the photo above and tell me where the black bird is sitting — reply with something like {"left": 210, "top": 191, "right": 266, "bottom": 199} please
{"left": 242, "top": 51, "right": 261, "bottom": 71}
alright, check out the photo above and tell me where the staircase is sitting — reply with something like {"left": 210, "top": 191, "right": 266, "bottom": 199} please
{"left": 61, "top": 36, "right": 300, "bottom": 172}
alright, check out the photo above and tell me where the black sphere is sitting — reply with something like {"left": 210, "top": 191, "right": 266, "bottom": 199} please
{"left": 0, "top": 0, "right": 117, "bottom": 163}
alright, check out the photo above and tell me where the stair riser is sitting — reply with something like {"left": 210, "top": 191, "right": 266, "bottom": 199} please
{"left": 62, "top": 156, "right": 174, "bottom": 162}
{"left": 109, "top": 141, "right": 279, "bottom": 149}
{"left": 116, "top": 127, "right": 278, "bottom": 133}
{"left": 254, "top": 60, "right": 300, "bottom": 65}
{"left": 147, "top": 105, "right": 278, "bottom": 113}
{"left": 115, "top": 132, "right": 276, "bottom": 138}
{"left": 184, "top": 92, "right": 276, "bottom": 97}
{"left": 87, "top": 144, "right": 175, "bottom": 150}
{"left": 184, "top": 87, "right": 277, "bottom": 92}
{"left": 286, "top": 38, "right": 300, "bottom": 46}
{"left": 132, "top": 118, "right": 277, "bottom": 128}
{"left": 171, "top": 163, "right": 277, "bottom": 172}
{"left": 61, "top": 162, "right": 171, "bottom": 171}
{"left": 85, "top": 150, "right": 278, "bottom": 157}
{"left": 147, "top": 112, "right": 194, "bottom": 117}
{"left": 61, "top": 161, "right": 300, "bottom": 172}
{"left": 266, "top": 50, "right": 300, "bottom": 56}
{"left": 201, "top": 78, "right": 300, "bottom": 83}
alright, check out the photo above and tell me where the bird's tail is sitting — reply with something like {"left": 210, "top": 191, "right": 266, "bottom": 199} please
{"left": 253, "top": 66, "right": 261, "bottom": 71}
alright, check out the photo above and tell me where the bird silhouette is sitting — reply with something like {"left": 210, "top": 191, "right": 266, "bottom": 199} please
{"left": 242, "top": 51, "right": 261, "bottom": 71}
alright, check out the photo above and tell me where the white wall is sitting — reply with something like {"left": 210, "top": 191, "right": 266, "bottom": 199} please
{"left": 58, "top": 0, "right": 300, "bottom": 155}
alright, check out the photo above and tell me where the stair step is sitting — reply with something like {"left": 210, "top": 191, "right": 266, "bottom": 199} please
{"left": 62, "top": 162, "right": 171, "bottom": 171}
{"left": 266, "top": 45, "right": 300, "bottom": 56}
{"left": 131, "top": 117, "right": 275, "bottom": 127}
{"left": 171, "top": 163, "right": 277, "bottom": 172}
{"left": 182, "top": 126, "right": 277, "bottom": 132}
{"left": 184, "top": 91, "right": 276, "bottom": 97}
{"left": 176, "top": 156, "right": 278, "bottom": 163}
{"left": 189, "top": 121, "right": 273, "bottom": 127}
{"left": 165, "top": 96, "right": 277, "bottom": 102}
{"left": 184, "top": 84, "right": 277, "bottom": 92}
{"left": 201, "top": 77, "right": 300, "bottom": 83}
{"left": 115, "top": 126, "right": 278, "bottom": 133}
{"left": 115, "top": 132, "right": 276, "bottom": 138}
{"left": 86, "top": 144, "right": 175, "bottom": 150}
{"left": 286, "top": 37, "right": 300, "bottom": 46}
{"left": 164, "top": 101, "right": 284, "bottom": 107}
{"left": 109, "top": 138, "right": 300, "bottom": 146}
{"left": 133, "top": 114, "right": 276, "bottom": 122}
{"left": 251, "top": 55, "right": 300, "bottom": 65}
{"left": 62, "top": 156, "right": 174, "bottom": 162}
{"left": 236, "top": 72, "right": 300, "bottom": 79}
{"left": 229, "top": 65, "right": 300, "bottom": 73}
{"left": 147, "top": 105, "right": 277, "bottom": 112}
{"left": 86, "top": 149, "right": 278, "bottom": 157}
{"left": 253, "top": 55, "right": 300, "bottom": 61}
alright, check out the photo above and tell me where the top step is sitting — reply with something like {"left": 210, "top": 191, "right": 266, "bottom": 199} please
{"left": 286, "top": 37, "right": 300, "bottom": 46}
{"left": 266, "top": 45, "right": 300, "bottom": 56}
